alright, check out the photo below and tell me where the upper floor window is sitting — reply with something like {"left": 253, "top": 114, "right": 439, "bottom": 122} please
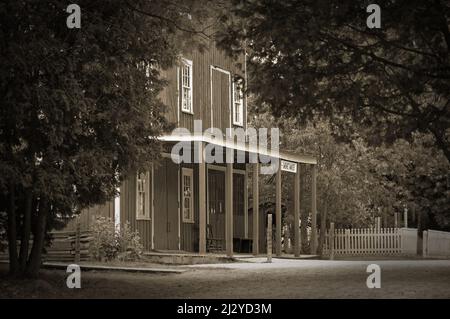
{"left": 136, "top": 171, "right": 150, "bottom": 220}
{"left": 233, "top": 80, "right": 244, "bottom": 126}
{"left": 181, "top": 59, "right": 193, "bottom": 114}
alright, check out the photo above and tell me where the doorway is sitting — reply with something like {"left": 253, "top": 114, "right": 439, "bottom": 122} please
{"left": 208, "top": 168, "right": 226, "bottom": 249}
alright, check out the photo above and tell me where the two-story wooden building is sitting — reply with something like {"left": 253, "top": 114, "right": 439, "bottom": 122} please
{"left": 70, "top": 41, "right": 318, "bottom": 257}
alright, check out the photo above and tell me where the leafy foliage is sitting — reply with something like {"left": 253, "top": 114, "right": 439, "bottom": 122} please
{"left": 250, "top": 102, "right": 450, "bottom": 232}
{"left": 117, "top": 221, "right": 144, "bottom": 261}
{"left": 369, "top": 134, "right": 450, "bottom": 230}
{"left": 89, "top": 217, "right": 144, "bottom": 262}
{"left": 0, "top": 0, "right": 217, "bottom": 276}
{"left": 89, "top": 217, "right": 118, "bottom": 262}
{"left": 217, "top": 0, "right": 450, "bottom": 162}
{"left": 251, "top": 108, "right": 383, "bottom": 228}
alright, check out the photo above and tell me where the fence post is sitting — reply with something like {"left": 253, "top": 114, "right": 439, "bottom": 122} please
{"left": 329, "top": 222, "right": 335, "bottom": 260}
{"left": 422, "top": 230, "right": 428, "bottom": 258}
{"left": 75, "top": 220, "right": 81, "bottom": 263}
{"left": 267, "top": 214, "right": 272, "bottom": 263}
{"left": 404, "top": 207, "right": 408, "bottom": 228}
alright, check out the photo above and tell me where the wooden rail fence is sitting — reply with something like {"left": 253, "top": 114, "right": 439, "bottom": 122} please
{"left": 44, "top": 229, "right": 92, "bottom": 262}
{"left": 0, "top": 228, "right": 92, "bottom": 263}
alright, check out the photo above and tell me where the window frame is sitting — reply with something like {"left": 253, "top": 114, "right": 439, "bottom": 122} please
{"left": 136, "top": 171, "right": 151, "bottom": 221}
{"left": 181, "top": 167, "right": 194, "bottom": 223}
{"left": 232, "top": 80, "right": 244, "bottom": 126}
{"left": 181, "top": 58, "right": 193, "bottom": 115}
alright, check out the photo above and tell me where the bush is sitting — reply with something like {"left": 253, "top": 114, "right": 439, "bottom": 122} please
{"left": 117, "top": 222, "right": 144, "bottom": 261}
{"left": 90, "top": 217, "right": 118, "bottom": 262}
{"left": 89, "top": 217, "right": 143, "bottom": 262}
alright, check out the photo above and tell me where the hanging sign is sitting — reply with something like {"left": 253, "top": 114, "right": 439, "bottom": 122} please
{"left": 281, "top": 160, "right": 297, "bottom": 173}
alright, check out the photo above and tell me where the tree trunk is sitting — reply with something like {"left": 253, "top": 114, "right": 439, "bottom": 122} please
{"left": 19, "top": 190, "right": 33, "bottom": 273}
{"left": 7, "top": 183, "right": 18, "bottom": 276}
{"left": 318, "top": 202, "right": 328, "bottom": 255}
{"left": 25, "top": 198, "right": 48, "bottom": 278}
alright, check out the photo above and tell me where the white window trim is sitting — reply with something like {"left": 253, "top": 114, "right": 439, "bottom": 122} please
{"left": 182, "top": 167, "right": 194, "bottom": 223}
{"left": 136, "top": 171, "right": 151, "bottom": 221}
{"left": 232, "top": 81, "right": 244, "bottom": 126}
{"left": 181, "top": 58, "right": 193, "bottom": 115}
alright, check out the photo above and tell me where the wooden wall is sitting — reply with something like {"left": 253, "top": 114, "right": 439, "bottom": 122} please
{"left": 160, "top": 43, "right": 247, "bottom": 132}
{"left": 64, "top": 201, "right": 114, "bottom": 232}
{"left": 153, "top": 158, "right": 179, "bottom": 250}
{"left": 60, "top": 44, "right": 248, "bottom": 253}
{"left": 120, "top": 171, "right": 152, "bottom": 251}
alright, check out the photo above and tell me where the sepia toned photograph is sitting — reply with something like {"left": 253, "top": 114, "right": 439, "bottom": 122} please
{"left": 0, "top": 0, "right": 449, "bottom": 308}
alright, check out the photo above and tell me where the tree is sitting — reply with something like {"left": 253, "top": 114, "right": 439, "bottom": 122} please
{"left": 248, "top": 103, "right": 390, "bottom": 253}
{"left": 217, "top": 0, "right": 450, "bottom": 163}
{"left": 368, "top": 133, "right": 450, "bottom": 231}
{"left": 248, "top": 99, "right": 450, "bottom": 255}
{"left": 0, "top": 0, "right": 214, "bottom": 277}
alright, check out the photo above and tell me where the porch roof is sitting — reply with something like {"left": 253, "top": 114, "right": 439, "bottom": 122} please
{"left": 159, "top": 134, "right": 317, "bottom": 165}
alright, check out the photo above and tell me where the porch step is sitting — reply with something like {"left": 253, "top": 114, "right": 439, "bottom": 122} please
{"left": 143, "top": 251, "right": 237, "bottom": 265}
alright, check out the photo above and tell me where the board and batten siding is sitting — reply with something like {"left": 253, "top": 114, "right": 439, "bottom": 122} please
{"left": 61, "top": 45, "right": 247, "bottom": 253}
{"left": 120, "top": 172, "right": 153, "bottom": 251}
{"left": 233, "top": 172, "right": 246, "bottom": 238}
{"left": 160, "top": 43, "right": 246, "bottom": 133}
{"left": 153, "top": 158, "right": 179, "bottom": 250}
{"left": 64, "top": 201, "right": 115, "bottom": 232}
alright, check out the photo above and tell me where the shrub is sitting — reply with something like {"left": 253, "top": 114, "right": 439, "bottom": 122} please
{"left": 89, "top": 217, "right": 143, "bottom": 262}
{"left": 117, "top": 222, "right": 144, "bottom": 261}
{"left": 89, "top": 217, "right": 118, "bottom": 262}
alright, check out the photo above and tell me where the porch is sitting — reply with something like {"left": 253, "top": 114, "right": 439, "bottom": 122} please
{"left": 160, "top": 133, "right": 318, "bottom": 258}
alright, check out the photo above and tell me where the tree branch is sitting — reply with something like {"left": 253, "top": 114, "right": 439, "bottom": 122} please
{"left": 321, "top": 32, "right": 450, "bottom": 80}
{"left": 124, "top": 1, "right": 211, "bottom": 40}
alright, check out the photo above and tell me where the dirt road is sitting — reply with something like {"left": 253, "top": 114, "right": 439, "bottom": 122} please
{"left": 1, "top": 259, "right": 450, "bottom": 298}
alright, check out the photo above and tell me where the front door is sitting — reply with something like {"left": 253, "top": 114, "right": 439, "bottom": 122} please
{"left": 154, "top": 158, "right": 179, "bottom": 250}
{"left": 208, "top": 169, "right": 225, "bottom": 245}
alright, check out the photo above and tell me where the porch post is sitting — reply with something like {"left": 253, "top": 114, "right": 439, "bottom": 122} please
{"left": 276, "top": 162, "right": 282, "bottom": 256}
{"left": 294, "top": 163, "right": 300, "bottom": 257}
{"left": 225, "top": 162, "right": 234, "bottom": 257}
{"left": 311, "top": 164, "right": 318, "bottom": 254}
{"left": 198, "top": 142, "right": 207, "bottom": 254}
{"left": 252, "top": 162, "right": 259, "bottom": 255}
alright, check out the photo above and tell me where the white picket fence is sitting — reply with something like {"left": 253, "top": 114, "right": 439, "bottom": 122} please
{"left": 323, "top": 227, "right": 417, "bottom": 256}
{"left": 320, "top": 226, "right": 450, "bottom": 257}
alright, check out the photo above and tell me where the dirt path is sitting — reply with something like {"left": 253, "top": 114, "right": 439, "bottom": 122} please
{"left": 1, "top": 259, "right": 450, "bottom": 298}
